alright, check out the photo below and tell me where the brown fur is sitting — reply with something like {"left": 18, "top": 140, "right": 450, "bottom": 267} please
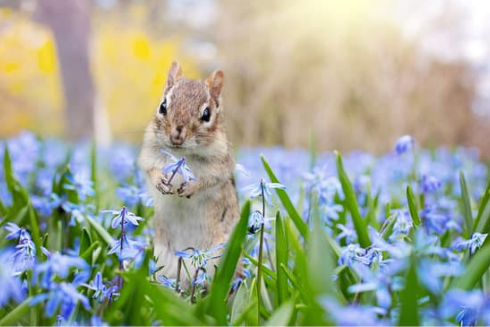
{"left": 138, "top": 61, "right": 240, "bottom": 287}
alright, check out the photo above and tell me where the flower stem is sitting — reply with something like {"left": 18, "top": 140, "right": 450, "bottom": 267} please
{"left": 190, "top": 267, "right": 201, "bottom": 303}
{"left": 166, "top": 157, "right": 185, "bottom": 186}
{"left": 256, "top": 180, "right": 266, "bottom": 323}
{"left": 176, "top": 257, "right": 183, "bottom": 293}
{"left": 118, "top": 207, "right": 126, "bottom": 290}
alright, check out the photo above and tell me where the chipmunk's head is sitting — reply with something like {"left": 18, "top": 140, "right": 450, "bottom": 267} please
{"left": 153, "top": 61, "right": 226, "bottom": 151}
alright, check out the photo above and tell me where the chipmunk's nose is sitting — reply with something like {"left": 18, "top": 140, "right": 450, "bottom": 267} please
{"left": 170, "top": 125, "right": 185, "bottom": 146}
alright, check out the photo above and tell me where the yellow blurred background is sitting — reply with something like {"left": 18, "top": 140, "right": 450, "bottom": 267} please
{"left": 0, "top": 0, "right": 489, "bottom": 157}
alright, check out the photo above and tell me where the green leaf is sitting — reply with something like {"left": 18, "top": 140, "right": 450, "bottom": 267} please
{"left": 406, "top": 186, "right": 421, "bottom": 227}
{"left": 398, "top": 257, "right": 420, "bottom": 326}
{"left": 261, "top": 155, "right": 309, "bottom": 240}
{"left": 300, "top": 202, "right": 336, "bottom": 325}
{"left": 452, "top": 236, "right": 490, "bottom": 290}
{"left": 0, "top": 297, "right": 32, "bottom": 326}
{"left": 307, "top": 203, "right": 335, "bottom": 297}
{"left": 207, "top": 201, "right": 251, "bottom": 325}
{"left": 474, "top": 178, "right": 490, "bottom": 233}
{"left": 460, "top": 172, "right": 473, "bottom": 236}
{"left": 3, "top": 146, "right": 29, "bottom": 211}
{"left": 335, "top": 151, "right": 371, "bottom": 248}
{"left": 275, "top": 211, "right": 289, "bottom": 306}
{"left": 280, "top": 264, "right": 308, "bottom": 303}
{"left": 27, "top": 204, "right": 42, "bottom": 255}
{"left": 80, "top": 241, "right": 99, "bottom": 265}
{"left": 85, "top": 215, "right": 113, "bottom": 245}
{"left": 230, "top": 282, "right": 248, "bottom": 324}
{"left": 79, "top": 228, "right": 92, "bottom": 255}
{"left": 0, "top": 197, "right": 6, "bottom": 217}
{"left": 244, "top": 253, "right": 277, "bottom": 281}
{"left": 265, "top": 300, "right": 295, "bottom": 326}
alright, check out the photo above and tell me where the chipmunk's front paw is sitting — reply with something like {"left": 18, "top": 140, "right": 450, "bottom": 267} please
{"left": 177, "top": 182, "right": 195, "bottom": 198}
{"left": 156, "top": 177, "right": 174, "bottom": 195}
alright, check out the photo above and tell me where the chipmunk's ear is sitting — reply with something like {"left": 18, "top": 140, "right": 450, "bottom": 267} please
{"left": 206, "top": 70, "right": 224, "bottom": 103}
{"left": 164, "top": 61, "right": 183, "bottom": 93}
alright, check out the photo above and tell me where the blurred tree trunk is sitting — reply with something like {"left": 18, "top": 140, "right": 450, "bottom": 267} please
{"left": 37, "top": 0, "right": 95, "bottom": 141}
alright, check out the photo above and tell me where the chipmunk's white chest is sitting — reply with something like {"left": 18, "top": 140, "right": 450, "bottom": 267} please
{"left": 150, "top": 181, "right": 218, "bottom": 278}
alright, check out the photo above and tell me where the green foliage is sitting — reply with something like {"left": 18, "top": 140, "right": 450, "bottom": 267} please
{"left": 335, "top": 151, "right": 371, "bottom": 248}
{"left": 207, "top": 201, "right": 250, "bottom": 325}
{"left": 1, "top": 139, "right": 490, "bottom": 327}
{"left": 460, "top": 171, "right": 473, "bottom": 237}
{"left": 261, "top": 155, "right": 309, "bottom": 240}
{"left": 406, "top": 186, "right": 421, "bottom": 227}
{"left": 398, "top": 257, "right": 420, "bottom": 326}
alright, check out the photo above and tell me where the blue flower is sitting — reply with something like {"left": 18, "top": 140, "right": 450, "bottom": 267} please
{"left": 248, "top": 210, "right": 263, "bottom": 234}
{"left": 161, "top": 150, "right": 197, "bottom": 182}
{"left": 441, "top": 289, "right": 487, "bottom": 326}
{"left": 102, "top": 207, "right": 144, "bottom": 229}
{"left": 242, "top": 178, "right": 286, "bottom": 205}
{"left": 390, "top": 209, "right": 413, "bottom": 239}
{"left": 338, "top": 244, "right": 364, "bottom": 267}
{"left": 60, "top": 201, "right": 95, "bottom": 226}
{"left": 395, "top": 135, "right": 415, "bottom": 155}
{"left": 421, "top": 206, "right": 460, "bottom": 235}
{"left": 63, "top": 172, "right": 95, "bottom": 201}
{"left": 452, "top": 233, "right": 487, "bottom": 255}
{"left": 420, "top": 175, "right": 442, "bottom": 194}
{"left": 319, "top": 176, "right": 345, "bottom": 202}
{"left": 31, "top": 282, "right": 90, "bottom": 318}
{"left": 6, "top": 226, "right": 37, "bottom": 273}
{"left": 4, "top": 222, "right": 21, "bottom": 240}
{"left": 348, "top": 278, "right": 392, "bottom": 309}
{"left": 109, "top": 146, "right": 136, "bottom": 183}
{"left": 192, "top": 270, "right": 208, "bottom": 286}
{"left": 108, "top": 235, "right": 148, "bottom": 261}
{"left": 335, "top": 224, "right": 356, "bottom": 244}
{"left": 139, "top": 191, "right": 154, "bottom": 207}
{"left": 321, "top": 202, "right": 343, "bottom": 223}
{"left": 158, "top": 275, "right": 176, "bottom": 289}
{"left": 33, "top": 253, "right": 89, "bottom": 288}
{"left": 116, "top": 185, "right": 143, "bottom": 207}
{"left": 417, "top": 259, "right": 463, "bottom": 294}
{"left": 321, "top": 297, "right": 386, "bottom": 326}
{"left": 175, "top": 244, "right": 225, "bottom": 268}
{"left": 91, "top": 315, "right": 108, "bottom": 327}
{"left": 83, "top": 272, "right": 107, "bottom": 302}
{"left": 0, "top": 250, "right": 25, "bottom": 307}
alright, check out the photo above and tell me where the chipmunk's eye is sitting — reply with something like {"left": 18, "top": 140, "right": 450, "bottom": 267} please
{"left": 159, "top": 100, "right": 167, "bottom": 115}
{"left": 201, "top": 107, "right": 211, "bottom": 122}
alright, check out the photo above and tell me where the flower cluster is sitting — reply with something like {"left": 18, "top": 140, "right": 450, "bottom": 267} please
{"left": 0, "top": 131, "right": 489, "bottom": 326}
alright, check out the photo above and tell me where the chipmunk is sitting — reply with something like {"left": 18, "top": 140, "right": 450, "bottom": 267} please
{"left": 138, "top": 61, "right": 239, "bottom": 287}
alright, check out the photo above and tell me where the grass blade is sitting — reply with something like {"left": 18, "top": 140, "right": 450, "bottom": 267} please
{"left": 79, "top": 228, "right": 92, "bottom": 255}
{"left": 261, "top": 155, "right": 309, "bottom": 240}
{"left": 85, "top": 215, "right": 114, "bottom": 245}
{"left": 244, "top": 253, "right": 277, "bottom": 281}
{"left": 335, "top": 151, "right": 371, "bottom": 248}
{"left": 0, "top": 297, "right": 32, "bottom": 326}
{"left": 474, "top": 178, "right": 490, "bottom": 233}
{"left": 460, "top": 172, "right": 473, "bottom": 237}
{"left": 27, "top": 204, "right": 42, "bottom": 255}
{"left": 208, "top": 201, "right": 251, "bottom": 325}
{"left": 265, "top": 300, "right": 294, "bottom": 326}
{"left": 275, "top": 211, "right": 289, "bottom": 306}
{"left": 398, "top": 257, "right": 420, "bottom": 326}
{"left": 406, "top": 186, "right": 421, "bottom": 227}
{"left": 452, "top": 236, "right": 490, "bottom": 290}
